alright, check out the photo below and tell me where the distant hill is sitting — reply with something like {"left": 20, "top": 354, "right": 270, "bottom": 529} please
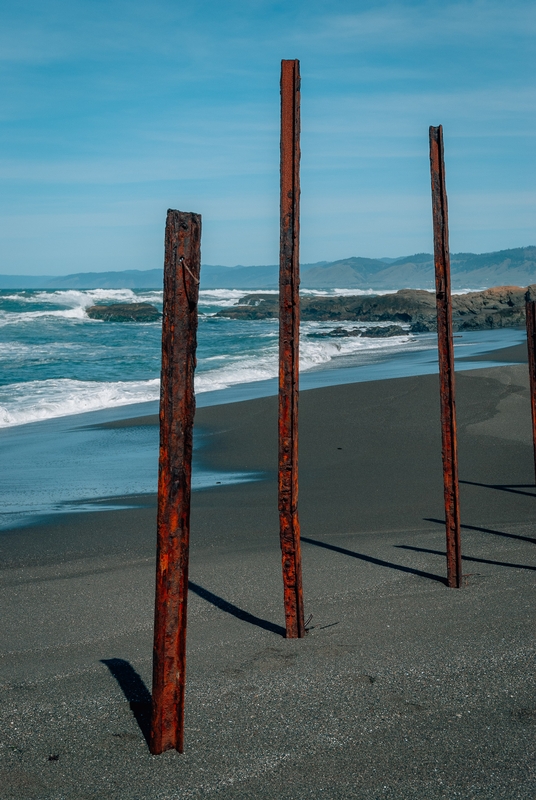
{"left": 297, "top": 247, "right": 536, "bottom": 290}
{"left": 1, "top": 247, "right": 535, "bottom": 290}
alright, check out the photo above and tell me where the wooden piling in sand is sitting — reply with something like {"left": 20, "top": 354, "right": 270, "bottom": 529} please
{"left": 150, "top": 209, "right": 201, "bottom": 754}
{"left": 278, "top": 59, "right": 306, "bottom": 637}
{"left": 429, "top": 126, "right": 463, "bottom": 589}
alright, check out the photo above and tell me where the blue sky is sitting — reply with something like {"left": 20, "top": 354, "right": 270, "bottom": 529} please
{"left": 1, "top": 0, "right": 535, "bottom": 274}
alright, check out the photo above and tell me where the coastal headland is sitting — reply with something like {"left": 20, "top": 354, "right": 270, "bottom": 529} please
{"left": 217, "top": 285, "right": 532, "bottom": 332}
{"left": 0, "top": 343, "right": 534, "bottom": 798}
{"left": 85, "top": 285, "right": 533, "bottom": 331}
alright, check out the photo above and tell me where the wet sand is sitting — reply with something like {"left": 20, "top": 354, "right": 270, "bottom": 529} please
{"left": 1, "top": 348, "right": 535, "bottom": 799}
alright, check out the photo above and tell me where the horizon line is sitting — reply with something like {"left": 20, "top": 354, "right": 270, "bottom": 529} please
{"left": 2, "top": 244, "right": 535, "bottom": 278}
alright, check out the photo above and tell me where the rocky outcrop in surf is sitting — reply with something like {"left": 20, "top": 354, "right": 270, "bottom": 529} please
{"left": 216, "top": 286, "right": 531, "bottom": 332}
{"left": 308, "top": 325, "right": 408, "bottom": 338}
{"left": 86, "top": 303, "right": 161, "bottom": 322}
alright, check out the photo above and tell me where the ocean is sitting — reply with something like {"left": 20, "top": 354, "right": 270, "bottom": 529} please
{"left": 0, "top": 286, "right": 431, "bottom": 426}
{"left": 0, "top": 287, "right": 526, "bottom": 529}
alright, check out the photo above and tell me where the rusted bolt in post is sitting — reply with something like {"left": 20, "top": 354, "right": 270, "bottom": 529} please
{"left": 150, "top": 209, "right": 201, "bottom": 755}
{"left": 279, "top": 59, "right": 305, "bottom": 638}
{"left": 429, "top": 126, "right": 462, "bottom": 589}
{"left": 524, "top": 288, "right": 536, "bottom": 483}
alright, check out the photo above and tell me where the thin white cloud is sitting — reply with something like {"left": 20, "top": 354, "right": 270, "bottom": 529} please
{"left": 299, "top": 1, "right": 536, "bottom": 50}
{"left": 0, "top": 0, "right": 534, "bottom": 267}
{"left": 304, "top": 87, "right": 536, "bottom": 139}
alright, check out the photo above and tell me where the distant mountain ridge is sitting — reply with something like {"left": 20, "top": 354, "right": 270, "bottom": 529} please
{"left": 1, "top": 247, "right": 535, "bottom": 290}
{"left": 297, "top": 247, "right": 536, "bottom": 290}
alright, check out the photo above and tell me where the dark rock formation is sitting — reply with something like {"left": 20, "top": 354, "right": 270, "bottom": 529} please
{"left": 409, "top": 320, "right": 434, "bottom": 333}
{"left": 217, "top": 286, "right": 531, "bottom": 332}
{"left": 86, "top": 303, "right": 161, "bottom": 322}
{"left": 452, "top": 286, "right": 526, "bottom": 330}
{"left": 308, "top": 325, "right": 408, "bottom": 339}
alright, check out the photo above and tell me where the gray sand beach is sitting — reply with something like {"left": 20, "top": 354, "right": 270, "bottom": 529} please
{"left": 1, "top": 344, "right": 534, "bottom": 799}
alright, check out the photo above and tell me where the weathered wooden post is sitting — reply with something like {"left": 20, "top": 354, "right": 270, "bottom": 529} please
{"left": 150, "top": 209, "right": 201, "bottom": 754}
{"left": 278, "top": 59, "right": 305, "bottom": 638}
{"left": 429, "top": 125, "right": 463, "bottom": 589}
{"left": 525, "top": 286, "right": 536, "bottom": 483}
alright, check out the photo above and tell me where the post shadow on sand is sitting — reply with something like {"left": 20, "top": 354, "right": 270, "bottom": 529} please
{"left": 460, "top": 480, "right": 536, "bottom": 499}
{"left": 425, "top": 517, "right": 536, "bottom": 545}
{"left": 188, "top": 581, "right": 286, "bottom": 637}
{"left": 300, "top": 536, "right": 447, "bottom": 585}
{"left": 101, "top": 659, "right": 152, "bottom": 746}
{"left": 102, "top": 584, "right": 285, "bottom": 739}
{"left": 396, "top": 544, "right": 536, "bottom": 572}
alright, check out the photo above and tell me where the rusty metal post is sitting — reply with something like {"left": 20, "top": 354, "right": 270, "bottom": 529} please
{"left": 150, "top": 209, "right": 201, "bottom": 754}
{"left": 429, "top": 126, "right": 463, "bottom": 589}
{"left": 279, "top": 59, "right": 305, "bottom": 638}
{"left": 525, "top": 288, "right": 536, "bottom": 482}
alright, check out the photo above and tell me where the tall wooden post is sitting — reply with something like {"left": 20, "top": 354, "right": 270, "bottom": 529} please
{"left": 525, "top": 287, "right": 536, "bottom": 483}
{"left": 279, "top": 59, "right": 305, "bottom": 638}
{"left": 429, "top": 126, "right": 463, "bottom": 589}
{"left": 150, "top": 209, "right": 201, "bottom": 754}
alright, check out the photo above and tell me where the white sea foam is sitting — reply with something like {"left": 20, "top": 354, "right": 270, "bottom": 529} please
{"left": 198, "top": 289, "right": 267, "bottom": 306}
{"left": 300, "top": 325, "right": 414, "bottom": 370}
{"left": 0, "top": 341, "right": 35, "bottom": 357}
{"left": 197, "top": 286, "right": 487, "bottom": 302}
{"left": 0, "top": 306, "right": 88, "bottom": 326}
{"left": 0, "top": 288, "right": 166, "bottom": 327}
{"left": 301, "top": 288, "right": 397, "bottom": 297}
{"left": 0, "top": 341, "right": 86, "bottom": 361}
{"left": 451, "top": 287, "right": 488, "bottom": 295}
{"left": 0, "top": 378, "right": 161, "bottom": 428}
{"left": 195, "top": 324, "right": 416, "bottom": 394}
{"left": 0, "top": 325, "right": 421, "bottom": 426}
{"left": 4, "top": 288, "right": 140, "bottom": 305}
{"left": 198, "top": 287, "right": 398, "bottom": 305}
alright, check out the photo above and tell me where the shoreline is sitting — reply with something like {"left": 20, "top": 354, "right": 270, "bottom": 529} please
{"left": 95, "top": 338, "right": 530, "bottom": 431}
{"left": 0, "top": 337, "right": 530, "bottom": 532}
{"left": 0, "top": 325, "right": 528, "bottom": 434}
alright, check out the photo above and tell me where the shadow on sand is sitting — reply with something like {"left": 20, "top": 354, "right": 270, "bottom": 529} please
{"left": 396, "top": 544, "right": 536, "bottom": 572}
{"left": 101, "top": 658, "right": 152, "bottom": 746}
{"left": 301, "top": 535, "right": 447, "bottom": 585}
{"left": 425, "top": 517, "right": 536, "bottom": 545}
{"left": 460, "top": 480, "right": 536, "bottom": 499}
{"left": 188, "top": 580, "right": 286, "bottom": 637}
